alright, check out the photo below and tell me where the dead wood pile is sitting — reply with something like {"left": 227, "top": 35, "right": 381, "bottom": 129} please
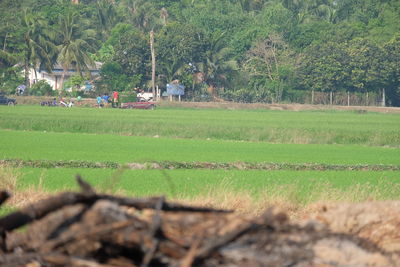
{"left": 0, "top": 177, "right": 398, "bottom": 267}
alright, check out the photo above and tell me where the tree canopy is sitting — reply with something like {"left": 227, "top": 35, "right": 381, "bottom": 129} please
{"left": 0, "top": 0, "right": 399, "bottom": 105}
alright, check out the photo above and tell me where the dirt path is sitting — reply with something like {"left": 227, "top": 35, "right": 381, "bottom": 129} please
{"left": 13, "top": 96, "right": 400, "bottom": 113}
{"left": 160, "top": 101, "right": 400, "bottom": 113}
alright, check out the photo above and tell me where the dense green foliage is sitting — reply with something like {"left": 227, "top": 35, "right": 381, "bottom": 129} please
{"left": 0, "top": 0, "right": 399, "bottom": 104}
{"left": 29, "top": 80, "right": 55, "bottom": 96}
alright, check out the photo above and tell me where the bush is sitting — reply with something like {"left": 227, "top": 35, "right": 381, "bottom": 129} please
{"left": 64, "top": 75, "right": 85, "bottom": 91}
{"left": 282, "top": 89, "right": 307, "bottom": 104}
{"left": 120, "top": 92, "right": 137, "bottom": 102}
{"left": 30, "top": 81, "right": 55, "bottom": 96}
{"left": 0, "top": 66, "right": 24, "bottom": 95}
{"left": 221, "top": 89, "right": 257, "bottom": 103}
{"left": 97, "top": 62, "right": 135, "bottom": 92}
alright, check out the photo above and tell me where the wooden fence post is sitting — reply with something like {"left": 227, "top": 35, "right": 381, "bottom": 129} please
{"left": 311, "top": 90, "right": 314, "bottom": 105}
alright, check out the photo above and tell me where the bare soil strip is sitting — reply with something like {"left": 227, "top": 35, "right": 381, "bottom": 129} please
{"left": 14, "top": 96, "right": 400, "bottom": 113}
{"left": 1, "top": 159, "right": 399, "bottom": 171}
{"left": 160, "top": 101, "right": 400, "bottom": 113}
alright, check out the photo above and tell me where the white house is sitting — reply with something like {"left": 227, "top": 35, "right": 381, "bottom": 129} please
{"left": 28, "top": 62, "right": 102, "bottom": 90}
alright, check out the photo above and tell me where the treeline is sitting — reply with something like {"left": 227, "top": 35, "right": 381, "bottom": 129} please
{"left": 0, "top": 0, "right": 399, "bottom": 105}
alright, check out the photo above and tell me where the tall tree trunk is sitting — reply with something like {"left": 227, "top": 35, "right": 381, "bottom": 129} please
{"left": 3, "top": 32, "right": 8, "bottom": 51}
{"left": 34, "top": 64, "right": 38, "bottom": 85}
{"left": 150, "top": 30, "right": 156, "bottom": 101}
{"left": 24, "top": 55, "right": 30, "bottom": 89}
{"left": 311, "top": 90, "right": 314, "bottom": 104}
{"left": 276, "top": 83, "right": 283, "bottom": 103}
{"left": 330, "top": 91, "right": 333, "bottom": 105}
{"left": 59, "top": 67, "right": 67, "bottom": 92}
{"left": 208, "top": 84, "right": 215, "bottom": 97}
{"left": 381, "top": 88, "right": 385, "bottom": 107}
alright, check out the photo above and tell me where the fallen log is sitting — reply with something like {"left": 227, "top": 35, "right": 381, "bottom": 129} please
{"left": 0, "top": 178, "right": 231, "bottom": 234}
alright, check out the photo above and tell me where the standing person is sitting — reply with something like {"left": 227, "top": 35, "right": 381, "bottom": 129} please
{"left": 77, "top": 95, "right": 82, "bottom": 106}
{"left": 102, "top": 93, "right": 109, "bottom": 107}
{"left": 113, "top": 91, "right": 119, "bottom": 108}
{"left": 97, "top": 95, "right": 102, "bottom": 108}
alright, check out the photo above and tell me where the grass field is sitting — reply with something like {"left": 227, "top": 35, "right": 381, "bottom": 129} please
{"left": 15, "top": 168, "right": 400, "bottom": 202}
{"left": 1, "top": 105, "right": 399, "bottom": 146}
{"left": 0, "top": 104, "right": 399, "bottom": 213}
{"left": 1, "top": 130, "right": 399, "bottom": 165}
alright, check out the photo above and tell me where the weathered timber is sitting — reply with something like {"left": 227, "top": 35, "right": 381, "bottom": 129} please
{"left": 0, "top": 177, "right": 398, "bottom": 266}
{"left": 76, "top": 174, "right": 96, "bottom": 196}
{"left": 6, "top": 204, "right": 86, "bottom": 251}
{"left": 0, "top": 252, "right": 115, "bottom": 266}
{"left": 0, "top": 192, "right": 93, "bottom": 233}
{"left": 0, "top": 191, "right": 10, "bottom": 207}
{"left": 0, "top": 194, "right": 230, "bottom": 234}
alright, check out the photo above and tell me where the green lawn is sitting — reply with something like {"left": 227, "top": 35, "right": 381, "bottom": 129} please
{"left": 1, "top": 105, "right": 399, "bottom": 146}
{"left": 1, "top": 130, "right": 399, "bottom": 165}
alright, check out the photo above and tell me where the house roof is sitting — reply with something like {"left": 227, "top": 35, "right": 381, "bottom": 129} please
{"left": 18, "top": 62, "right": 103, "bottom": 73}
{"left": 52, "top": 61, "right": 103, "bottom": 71}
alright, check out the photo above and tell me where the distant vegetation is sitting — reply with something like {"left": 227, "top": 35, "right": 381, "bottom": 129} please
{"left": 0, "top": 0, "right": 399, "bottom": 105}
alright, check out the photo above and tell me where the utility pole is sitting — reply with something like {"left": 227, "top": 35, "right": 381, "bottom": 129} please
{"left": 150, "top": 30, "right": 156, "bottom": 101}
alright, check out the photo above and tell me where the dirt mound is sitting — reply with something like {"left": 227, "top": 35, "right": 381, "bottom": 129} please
{"left": 0, "top": 178, "right": 398, "bottom": 266}
{"left": 305, "top": 201, "right": 400, "bottom": 254}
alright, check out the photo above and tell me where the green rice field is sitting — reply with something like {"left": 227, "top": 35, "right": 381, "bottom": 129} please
{"left": 16, "top": 168, "right": 400, "bottom": 203}
{"left": 1, "top": 130, "right": 399, "bottom": 165}
{"left": 1, "top": 105, "right": 399, "bottom": 145}
{"left": 0, "top": 104, "right": 399, "bottom": 207}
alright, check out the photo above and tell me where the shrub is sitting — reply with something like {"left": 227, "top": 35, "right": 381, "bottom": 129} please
{"left": 221, "top": 89, "right": 257, "bottom": 103}
{"left": 120, "top": 92, "right": 137, "bottom": 102}
{"left": 30, "top": 80, "right": 55, "bottom": 96}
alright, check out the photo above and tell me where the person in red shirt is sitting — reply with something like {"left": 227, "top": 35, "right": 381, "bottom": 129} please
{"left": 113, "top": 91, "right": 119, "bottom": 108}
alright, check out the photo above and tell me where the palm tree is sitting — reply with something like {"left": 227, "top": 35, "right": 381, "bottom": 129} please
{"left": 96, "top": 0, "right": 118, "bottom": 39}
{"left": 122, "top": 0, "right": 161, "bottom": 31}
{"left": 232, "top": 0, "right": 267, "bottom": 13}
{"left": 22, "top": 10, "right": 56, "bottom": 88}
{"left": 315, "top": 1, "right": 338, "bottom": 23}
{"left": 160, "top": 7, "right": 168, "bottom": 26}
{"left": 57, "top": 11, "right": 95, "bottom": 90}
{"left": 282, "top": 0, "right": 319, "bottom": 23}
{"left": 199, "top": 31, "right": 237, "bottom": 97}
